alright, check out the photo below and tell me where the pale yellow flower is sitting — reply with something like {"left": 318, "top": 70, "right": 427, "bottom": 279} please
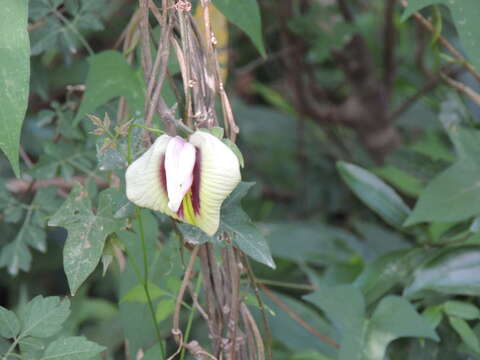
{"left": 125, "top": 131, "right": 241, "bottom": 235}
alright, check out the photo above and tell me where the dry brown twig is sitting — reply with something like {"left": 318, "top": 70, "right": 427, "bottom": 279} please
{"left": 172, "top": 245, "right": 200, "bottom": 339}
{"left": 441, "top": 72, "right": 480, "bottom": 106}
{"left": 241, "top": 304, "right": 265, "bottom": 360}
{"left": 132, "top": 1, "right": 267, "bottom": 358}
{"left": 199, "top": 0, "right": 239, "bottom": 141}
{"left": 139, "top": 0, "right": 153, "bottom": 83}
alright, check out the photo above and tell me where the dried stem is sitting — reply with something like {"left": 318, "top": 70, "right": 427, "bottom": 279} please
{"left": 200, "top": 0, "right": 238, "bottom": 140}
{"left": 139, "top": 0, "right": 153, "bottom": 83}
{"left": 241, "top": 304, "right": 265, "bottom": 360}
{"left": 441, "top": 72, "right": 480, "bottom": 105}
{"left": 19, "top": 146, "right": 34, "bottom": 169}
{"left": 243, "top": 256, "right": 272, "bottom": 360}
{"left": 173, "top": 245, "right": 200, "bottom": 338}
{"left": 227, "top": 247, "right": 241, "bottom": 360}
{"left": 133, "top": 1, "right": 262, "bottom": 358}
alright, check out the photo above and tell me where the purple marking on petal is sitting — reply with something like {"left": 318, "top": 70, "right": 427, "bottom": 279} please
{"left": 159, "top": 155, "right": 167, "bottom": 194}
{"left": 177, "top": 204, "right": 184, "bottom": 218}
{"left": 191, "top": 147, "right": 201, "bottom": 215}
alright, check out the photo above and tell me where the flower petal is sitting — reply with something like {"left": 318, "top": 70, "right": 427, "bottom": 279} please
{"left": 189, "top": 131, "right": 241, "bottom": 235}
{"left": 125, "top": 134, "right": 178, "bottom": 219}
{"left": 164, "top": 136, "right": 196, "bottom": 212}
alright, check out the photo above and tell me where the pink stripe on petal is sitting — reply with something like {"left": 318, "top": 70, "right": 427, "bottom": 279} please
{"left": 191, "top": 147, "right": 201, "bottom": 216}
{"left": 159, "top": 154, "right": 167, "bottom": 194}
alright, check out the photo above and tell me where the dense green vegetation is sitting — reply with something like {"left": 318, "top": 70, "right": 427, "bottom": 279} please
{"left": 2, "top": 0, "right": 480, "bottom": 359}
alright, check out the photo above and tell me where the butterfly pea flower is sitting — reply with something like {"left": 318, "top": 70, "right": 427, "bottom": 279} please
{"left": 125, "top": 131, "right": 241, "bottom": 235}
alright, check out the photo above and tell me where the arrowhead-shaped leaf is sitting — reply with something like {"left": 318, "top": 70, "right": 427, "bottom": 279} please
{"left": 49, "top": 185, "right": 122, "bottom": 295}
{"left": 364, "top": 296, "right": 439, "bottom": 360}
{"left": 305, "top": 285, "right": 365, "bottom": 360}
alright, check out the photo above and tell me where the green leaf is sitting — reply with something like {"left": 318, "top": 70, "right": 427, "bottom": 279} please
{"left": 264, "top": 292, "right": 336, "bottom": 357}
{"left": 263, "top": 221, "right": 361, "bottom": 264}
{"left": 29, "top": 0, "right": 105, "bottom": 56}
{"left": 74, "top": 51, "right": 145, "bottom": 125}
{"left": 48, "top": 185, "right": 122, "bottom": 295}
{"left": 155, "top": 298, "right": 175, "bottom": 323}
{"left": 96, "top": 144, "right": 127, "bottom": 171}
{"left": 305, "top": 285, "right": 365, "bottom": 360}
{"left": 291, "top": 351, "right": 334, "bottom": 360}
{"left": 354, "top": 249, "right": 428, "bottom": 305}
{"left": 305, "top": 287, "right": 438, "bottom": 360}
{"left": 19, "top": 337, "right": 47, "bottom": 359}
{"left": 405, "top": 162, "right": 480, "bottom": 224}
{"left": 422, "top": 305, "right": 444, "bottom": 329}
{"left": 120, "top": 283, "right": 168, "bottom": 303}
{"left": 19, "top": 296, "right": 70, "bottom": 338}
{"left": 373, "top": 165, "right": 423, "bottom": 197}
{"left": 118, "top": 216, "right": 183, "bottom": 359}
{"left": 209, "top": 126, "right": 224, "bottom": 139}
{"left": 405, "top": 127, "right": 480, "bottom": 225}
{"left": 222, "top": 202, "right": 275, "bottom": 268}
{"left": 220, "top": 184, "right": 276, "bottom": 268}
{"left": 31, "top": 142, "right": 94, "bottom": 180}
{"left": 0, "top": 339, "right": 10, "bottom": 356}
{"left": 29, "top": 0, "right": 62, "bottom": 20}
{"left": 0, "top": 0, "right": 30, "bottom": 176}
{"left": 30, "top": 17, "right": 63, "bottom": 55}
{"left": 217, "top": 182, "right": 275, "bottom": 269}
{"left": 42, "top": 336, "right": 105, "bottom": 360}
{"left": 364, "top": 296, "right": 439, "bottom": 360}
{"left": 0, "top": 306, "right": 20, "bottom": 338}
{"left": 444, "top": 300, "right": 480, "bottom": 320}
{"left": 0, "top": 187, "right": 59, "bottom": 275}
{"left": 448, "top": 316, "right": 480, "bottom": 353}
{"left": 404, "top": 246, "right": 480, "bottom": 297}
{"left": 98, "top": 188, "right": 134, "bottom": 219}
{"left": 337, "top": 162, "right": 411, "bottom": 229}
{"left": 212, "top": 0, "right": 266, "bottom": 56}
{"left": 0, "top": 239, "right": 31, "bottom": 277}
{"left": 142, "top": 344, "right": 165, "bottom": 360}
{"left": 402, "top": 0, "right": 480, "bottom": 70}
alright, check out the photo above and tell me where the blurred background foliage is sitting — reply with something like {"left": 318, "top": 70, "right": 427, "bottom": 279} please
{"left": 2, "top": 0, "right": 480, "bottom": 359}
